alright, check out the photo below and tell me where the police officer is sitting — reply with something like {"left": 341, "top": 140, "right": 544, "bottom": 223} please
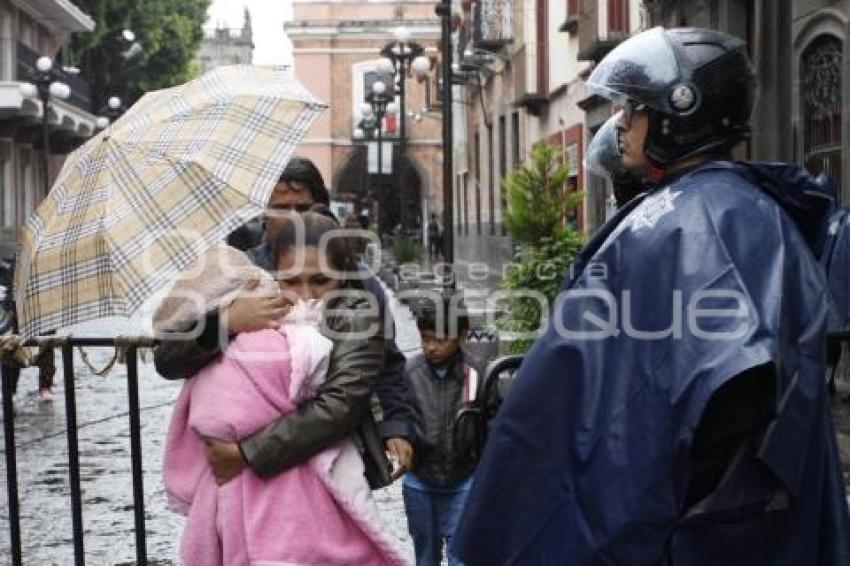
{"left": 585, "top": 113, "right": 648, "bottom": 207}
{"left": 453, "top": 27, "right": 850, "bottom": 565}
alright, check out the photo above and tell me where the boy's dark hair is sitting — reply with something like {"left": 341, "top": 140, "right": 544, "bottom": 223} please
{"left": 413, "top": 292, "right": 470, "bottom": 339}
{"left": 279, "top": 157, "right": 330, "bottom": 206}
{"left": 271, "top": 210, "right": 358, "bottom": 277}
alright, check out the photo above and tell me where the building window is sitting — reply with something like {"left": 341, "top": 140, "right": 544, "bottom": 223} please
{"left": 462, "top": 172, "right": 469, "bottom": 234}
{"left": 802, "top": 35, "right": 842, "bottom": 199}
{"left": 452, "top": 173, "right": 466, "bottom": 234}
{"left": 0, "top": 10, "right": 11, "bottom": 81}
{"left": 19, "top": 13, "right": 35, "bottom": 49}
{"left": 487, "top": 123, "right": 495, "bottom": 234}
{"left": 511, "top": 111, "right": 521, "bottom": 167}
{"left": 0, "top": 143, "right": 8, "bottom": 227}
{"left": 607, "top": 0, "right": 629, "bottom": 35}
{"left": 498, "top": 115, "right": 507, "bottom": 235}
{"left": 565, "top": 142, "right": 579, "bottom": 229}
{"left": 536, "top": 0, "right": 548, "bottom": 94}
{"left": 474, "top": 0, "right": 514, "bottom": 51}
{"left": 474, "top": 131, "right": 482, "bottom": 234}
{"left": 17, "top": 148, "right": 33, "bottom": 227}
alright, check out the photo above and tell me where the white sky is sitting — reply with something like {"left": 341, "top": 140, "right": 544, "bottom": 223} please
{"left": 205, "top": 0, "right": 294, "bottom": 65}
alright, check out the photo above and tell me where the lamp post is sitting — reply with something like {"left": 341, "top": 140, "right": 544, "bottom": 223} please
{"left": 377, "top": 26, "right": 431, "bottom": 234}
{"left": 380, "top": 27, "right": 430, "bottom": 153}
{"left": 366, "top": 80, "right": 392, "bottom": 176}
{"left": 355, "top": 109, "right": 378, "bottom": 217}
{"left": 435, "top": 0, "right": 455, "bottom": 270}
{"left": 19, "top": 56, "right": 70, "bottom": 197}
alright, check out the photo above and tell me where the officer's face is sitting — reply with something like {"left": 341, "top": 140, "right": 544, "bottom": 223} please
{"left": 615, "top": 105, "right": 651, "bottom": 175}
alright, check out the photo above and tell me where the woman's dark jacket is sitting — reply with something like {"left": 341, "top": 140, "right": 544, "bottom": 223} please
{"left": 154, "top": 292, "right": 392, "bottom": 489}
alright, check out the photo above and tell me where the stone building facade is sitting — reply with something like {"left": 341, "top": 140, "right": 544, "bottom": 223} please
{"left": 197, "top": 8, "right": 255, "bottom": 74}
{"left": 453, "top": 0, "right": 645, "bottom": 296}
{"left": 285, "top": 0, "right": 443, "bottom": 236}
{"left": 454, "top": 0, "right": 850, "bottom": 293}
{"left": 0, "top": 0, "right": 97, "bottom": 257}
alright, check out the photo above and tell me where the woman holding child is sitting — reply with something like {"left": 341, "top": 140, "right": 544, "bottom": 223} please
{"left": 157, "top": 209, "right": 407, "bottom": 565}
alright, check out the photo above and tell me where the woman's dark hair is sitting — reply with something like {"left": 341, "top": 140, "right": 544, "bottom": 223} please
{"left": 279, "top": 157, "right": 330, "bottom": 206}
{"left": 271, "top": 210, "right": 359, "bottom": 282}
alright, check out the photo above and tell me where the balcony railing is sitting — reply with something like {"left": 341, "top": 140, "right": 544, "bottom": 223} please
{"left": 16, "top": 41, "right": 93, "bottom": 114}
{"left": 474, "top": 0, "right": 514, "bottom": 52}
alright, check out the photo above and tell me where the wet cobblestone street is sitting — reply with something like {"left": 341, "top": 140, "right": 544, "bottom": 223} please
{"left": 0, "top": 287, "right": 423, "bottom": 564}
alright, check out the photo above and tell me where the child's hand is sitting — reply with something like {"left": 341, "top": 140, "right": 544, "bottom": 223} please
{"left": 204, "top": 438, "right": 247, "bottom": 485}
{"left": 223, "top": 279, "right": 291, "bottom": 334}
{"left": 386, "top": 437, "right": 413, "bottom": 480}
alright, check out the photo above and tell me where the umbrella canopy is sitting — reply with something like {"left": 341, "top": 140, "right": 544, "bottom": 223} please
{"left": 15, "top": 65, "right": 326, "bottom": 338}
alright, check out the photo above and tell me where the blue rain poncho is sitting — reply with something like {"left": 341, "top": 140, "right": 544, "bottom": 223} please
{"left": 453, "top": 161, "right": 850, "bottom": 565}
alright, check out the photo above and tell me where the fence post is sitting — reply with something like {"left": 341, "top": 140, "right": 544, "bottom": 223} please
{"left": 61, "top": 344, "right": 85, "bottom": 565}
{"left": 125, "top": 346, "right": 148, "bottom": 564}
{"left": 2, "top": 362, "right": 22, "bottom": 566}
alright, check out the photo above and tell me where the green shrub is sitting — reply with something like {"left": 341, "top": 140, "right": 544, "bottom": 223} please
{"left": 497, "top": 142, "right": 586, "bottom": 353}
{"left": 497, "top": 229, "right": 585, "bottom": 353}
{"left": 394, "top": 235, "right": 423, "bottom": 264}
{"left": 503, "top": 143, "right": 583, "bottom": 244}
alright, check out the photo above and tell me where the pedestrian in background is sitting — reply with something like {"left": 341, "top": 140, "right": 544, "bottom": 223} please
{"left": 0, "top": 254, "right": 54, "bottom": 401}
{"left": 344, "top": 212, "right": 368, "bottom": 258}
{"left": 403, "top": 294, "right": 478, "bottom": 566}
{"left": 426, "top": 214, "right": 442, "bottom": 260}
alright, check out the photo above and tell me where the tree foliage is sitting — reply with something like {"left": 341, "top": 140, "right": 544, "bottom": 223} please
{"left": 498, "top": 143, "right": 586, "bottom": 353}
{"left": 70, "top": 0, "right": 210, "bottom": 111}
{"left": 503, "top": 143, "right": 583, "bottom": 244}
{"left": 497, "top": 230, "right": 585, "bottom": 353}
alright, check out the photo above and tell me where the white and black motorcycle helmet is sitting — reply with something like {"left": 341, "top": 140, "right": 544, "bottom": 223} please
{"left": 586, "top": 27, "right": 757, "bottom": 167}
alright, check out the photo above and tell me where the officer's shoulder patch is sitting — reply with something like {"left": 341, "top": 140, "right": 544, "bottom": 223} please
{"left": 629, "top": 187, "right": 682, "bottom": 232}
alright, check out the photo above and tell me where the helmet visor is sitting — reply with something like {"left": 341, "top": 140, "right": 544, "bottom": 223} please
{"left": 584, "top": 114, "right": 622, "bottom": 181}
{"left": 586, "top": 27, "right": 680, "bottom": 110}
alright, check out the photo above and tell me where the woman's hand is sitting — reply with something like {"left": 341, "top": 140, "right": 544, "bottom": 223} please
{"left": 204, "top": 438, "right": 247, "bottom": 485}
{"left": 222, "top": 279, "right": 292, "bottom": 334}
{"left": 386, "top": 437, "right": 413, "bottom": 480}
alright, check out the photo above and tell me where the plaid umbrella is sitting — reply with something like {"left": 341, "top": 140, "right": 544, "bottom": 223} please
{"left": 15, "top": 65, "right": 325, "bottom": 338}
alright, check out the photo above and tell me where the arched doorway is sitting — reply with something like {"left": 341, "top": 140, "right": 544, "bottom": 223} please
{"left": 802, "top": 34, "right": 843, "bottom": 197}
{"left": 334, "top": 145, "right": 423, "bottom": 236}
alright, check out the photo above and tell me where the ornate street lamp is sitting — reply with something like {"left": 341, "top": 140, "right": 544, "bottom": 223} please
{"left": 95, "top": 96, "right": 126, "bottom": 130}
{"left": 379, "top": 27, "right": 431, "bottom": 152}
{"left": 366, "top": 80, "right": 392, "bottom": 175}
{"left": 19, "top": 56, "right": 70, "bottom": 196}
{"left": 357, "top": 102, "right": 378, "bottom": 141}
{"left": 376, "top": 27, "right": 432, "bottom": 232}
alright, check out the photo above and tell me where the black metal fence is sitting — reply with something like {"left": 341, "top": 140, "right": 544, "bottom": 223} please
{"left": 2, "top": 337, "right": 156, "bottom": 566}
{"left": 1, "top": 335, "right": 526, "bottom": 565}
